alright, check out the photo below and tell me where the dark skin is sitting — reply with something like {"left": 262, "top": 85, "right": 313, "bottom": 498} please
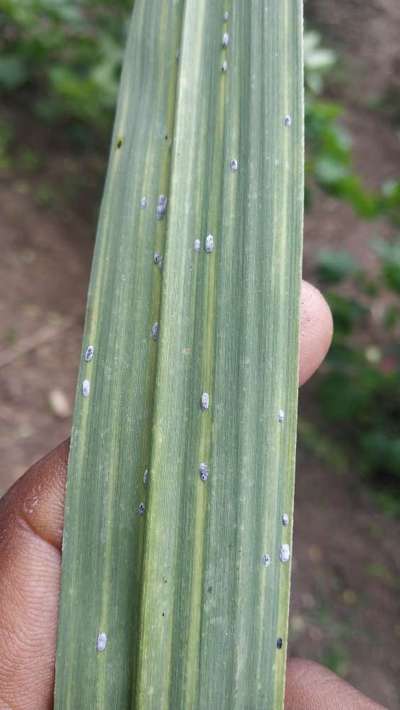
{"left": 0, "top": 282, "right": 386, "bottom": 709}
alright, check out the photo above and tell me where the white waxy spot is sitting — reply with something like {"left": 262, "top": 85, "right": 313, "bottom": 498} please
{"left": 205, "top": 234, "right": 215, "bottom": 253}
{"left": 230, "top": 159, "right": 239, "bottom": 172}
{"left": 278, "top": 409, "right": 285, "bottom": 423}
{"left": 262, "top": 554, "right": 271, "bottom": 567}
{"left": 282, "top": 513, "right": 289, "bottom": 527}
{"left": 84, "top": 345, "right": 94, "bottom": 362}
{"left": 223, "top": 10, "right": 229, "bottom": 21}
{"left": 140, "top": 196, "right": 148, "bottom": 209}
{"left": 222, "top": 32, "right": 230, "bottom": 48}
{"left": 151, "top": 322, "right": 159, "bottom": 340}
{"left": 96, "top": 632, "right": 107, "bottom": 652}
{"left": 200, "top": 392, "right": 210, "bottom": 411}
{"left": 279, "top": 544, "right": 291, "bottom": 563}
{"left": 221, "top": 60, "right": 228, "bottom": 73}
{"left": 156, "top": 194, "right": 168, "bottom": 220}
{"left": 194, "top": 239, "right": 201, "bottom": 252}
{"left": 284, "top": 114, "right": 292, "bottom": 127}
{"left": 153, "top": 252, "right": 163, "bottom": 267}
{"left": 143, "top": 469, "right": 149, "bottom": 486}
{"left": 82, "top": 380, "right": 90, "bottom": 397}
{"left": 137, "top": 502, "right": 145, "bottom": 515}
{"left": 199, "top": 463, "right": 209, "bottom": 482}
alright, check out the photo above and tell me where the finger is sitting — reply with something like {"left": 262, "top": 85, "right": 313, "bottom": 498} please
{"left": 299, "top": 280, "right": 333, "bottom": 386}
{"left": 0, "top": 441, "right": 69, "bottom": 710}
{"left": 285, "top": 659, "right": 387, "bottom": 710}
{"left": 0, "top": 281, "right": 331, "bottom": 707}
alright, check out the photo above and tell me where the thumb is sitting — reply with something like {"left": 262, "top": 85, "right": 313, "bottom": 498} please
{"left": 0, "top": 441, "right": 68, "bottom": 710}
{"left": 285, "top": 659, "right": 387, "bottom": 709}
{"left": 0, "top": 279, "right": 332, "bottom": 708}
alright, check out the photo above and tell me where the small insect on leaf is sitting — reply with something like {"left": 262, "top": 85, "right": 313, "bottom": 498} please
{"left": 279, "top": 545, "right": 291, "bottom": 563}
{"left": 84, "top": 346, "right": 95, "bottom": 363}
{"left": 222, "top": 32, "right": 230, "bottom": 48}
{"left": 200, "top": 392, "right": 210, "bottom": 411}
{"left": 156, "top": 194, "right": 168, "bottom": 220}
{"left": 199, "top": 463, "right": 209, "bottom": 482}
{"left": 96, "top": 633, "right": 107, "bottom": 653}
{"left": 205, "top": 234, "right": 215, "bottom": 254}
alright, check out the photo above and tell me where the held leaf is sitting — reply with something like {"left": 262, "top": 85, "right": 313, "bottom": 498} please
{"left": 55, "top": 2, "right": 304, "bottom": 708}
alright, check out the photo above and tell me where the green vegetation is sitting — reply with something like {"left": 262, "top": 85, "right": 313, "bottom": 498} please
{"left": 316, "top": 241, "right": 400, "bottom": 513}
{"left": 0, "top": 0, "right": 130, "bottom": 140}
{"left": 54, "top": 1, "right": 304, "bottom": 707}
{"left": 303, "top": 30, "right": 400, "bottom": 513}
{"left": 1, "top": 0, "right": 399, "bottom": 526}
{"left": 305, "top": 34, "right": 400, "bottom": 222}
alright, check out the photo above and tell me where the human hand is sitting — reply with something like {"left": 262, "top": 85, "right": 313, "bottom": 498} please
{"left": 0, "top": 282, "right": 385, "bottom": 709}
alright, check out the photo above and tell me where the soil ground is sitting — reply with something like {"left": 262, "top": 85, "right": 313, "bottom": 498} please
{"left": 1, "top": 2, "right": 400, "bottom": 707}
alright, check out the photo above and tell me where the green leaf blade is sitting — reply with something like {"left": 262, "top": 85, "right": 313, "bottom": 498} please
{"left": 55, "top": 1, "right": 303, "bottom": 708}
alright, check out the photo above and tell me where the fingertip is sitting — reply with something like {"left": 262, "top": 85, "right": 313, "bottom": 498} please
{"left": 286, "top": 658, "right": 385, "bottom": 709}
{"left": 299, "top": 281, "right": 333, "bottom": 386}
{"left": 1, "top": 440, "right": 69, "bottom": 551}
{"left": 0, "top": 441, "right": 69, "bottom": 708}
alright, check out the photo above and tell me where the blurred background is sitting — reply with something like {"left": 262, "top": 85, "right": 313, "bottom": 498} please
{"left": 0, "top": 0, "right": 399, "bottom": 706}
